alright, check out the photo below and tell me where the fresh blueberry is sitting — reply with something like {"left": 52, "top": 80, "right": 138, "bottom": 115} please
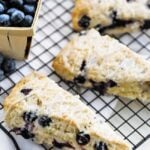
{"left": 0, "top": 3, "right": 4, "bottom": 14}
{"left": 21, "top": 88, "right": 32, "bottom": 95}
{"left": 38, "top": 115, "right": 52, "bottom": 127}
{"left": 76, "top": 131, "right": 90, "bottom": 145}
{"left": 2, "top": 58, "right": 16, "bottom": 73}
{"left": 78, "top": 15, "right": 91, "bottom": 29}
{"left": 11, "top": 10, "right": 25, "bottom": 25}
{"left": 9, "top": 0, "right": 24, "bottom": 8}
{"left": 0, "top": 53, "right": 4, "bottom": 66}
{"left": 7, "top": 8, "right": 19, "bottom": 15}
{"left": 0, "top": 0, "right": 7, "bottom": 10}
{"left": 24, "top": 0, "right": 37, "bottom": 4}
{"left": 0, "top": 14, "right": 11, "bottom": 26}
{"left": 94, "top": 142, "right": 108, "bottom": 150}
{"left": 0, "top": 69, "right": 4, "bottom": 81}
{"left": 23, "top": 4, "right": 35, "bottom": 15}
{"left": 13, "top": 127, "right": 34, "bottom": 139}
{"left": 20, "top": 15, "right": 33, "bottom": 27}
{"left": 23, "top": 111, "right": 37, "bottom": 123}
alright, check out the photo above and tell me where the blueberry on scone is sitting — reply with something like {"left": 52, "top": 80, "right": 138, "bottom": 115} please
{"left": 4, "top": 72, "right": 131, "bottom": 150}
{"left": 21, "top": 88, "right": 32, "bottom": 95}
{"left": 38, "top": 115, "right": 52, "bottom": 127}
{"left": 72, "top": 0, "right": 150, "bottom": 35}
{"left": 53, "top": 29, "right": 150, "bottom": 101}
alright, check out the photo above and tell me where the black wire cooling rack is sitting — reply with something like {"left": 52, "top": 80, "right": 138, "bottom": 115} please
{"left": 0, "top": 0, "right": 150, "bottom": 150}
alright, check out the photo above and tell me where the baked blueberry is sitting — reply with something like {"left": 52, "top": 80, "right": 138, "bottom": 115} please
{"left": 141, "top": 20, "right": 150, "bottom": 29}
{"left": 74, "top": 75, "right": 86, "bottom": 84}
{"left": 20, "top": 128, "right": 34, "bottom": 139}
{"left": 21, "top": 88, "right": 32, "bottom": 95}
{"left": 13, "top": 127, "right": 34, "bottom": 139}
{"left": 23, "top": 4, "right": 35, "bottom": 15}
{"left": 9, "top": 0, "right": 24, "bottom": 9}
{"left": 52, "top": 140, "right": 73, "bottom": 148}
{"left": 7, "top": 8, "right": 19, "bottom": 15}
{"left": 0, "top": 69, "right": 4, "bottom": 81}
{"left": 78, "top": 15, "right": 91, "bottom": 29}
{"left": 94, "top": 141, "right": 108, "bottom": 150}
{"left": 38, "top": 115, "right": 52, "bottom": 127}
{"left": 107, "top": 80, "right": 117, "bottom": 87}
{"left": 0, "top": 14, "right": 10, "bottom": 26}
{"left": 11, "top": 10, "right": 25, "bottom": 25}
{"left": 20, "top": 15, "right": 33, "bottom": 27}
{"left": 80, "top": 60, "right": 86, "bottom": 71}
{"left": 76, "top": 131, "right": 90, "bottom": 145}
{"left": 92, "top": 81, "right": 107, "bottom": 95}
{"left": 111, "top": 11, "right": 133, "bottom": 27}
{"left": 23, "top": 111, "right": 37, "bottom": 123}
{"left": 0, "top": 3, "right": 4, "bottom": 14}
{"left": 24, "top": 0, "right": 37, "bottom": 4}
{"left": 91, "top": 80, "right": 117, "bottom": 95}
{"left": 2, "top": 58, "right": 16, "bottom": 73}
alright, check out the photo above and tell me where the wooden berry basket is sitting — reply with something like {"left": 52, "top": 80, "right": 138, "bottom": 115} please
{"left": 0, "top": 0, "right": 42, "bottom": 60}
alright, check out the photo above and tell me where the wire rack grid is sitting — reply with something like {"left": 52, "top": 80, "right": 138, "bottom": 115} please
{"left": 0, "top": 0, "right": 150, "bottom": 150}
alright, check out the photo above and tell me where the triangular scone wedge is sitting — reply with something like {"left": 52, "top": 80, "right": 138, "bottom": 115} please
{"left": 4, "top": 72, "right": 131, "bottom": 150}
{"left": 53, "top": 29, "right": 150, "bottom": 101}
{"left": 72, "top": 0, "right": 150, "bottom": 35}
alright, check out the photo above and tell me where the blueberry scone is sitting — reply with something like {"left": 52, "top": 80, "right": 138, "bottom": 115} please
{"left": 4, "top": 72, "right": 131, "bottom": 150}
{"left": 72, "top": 0, "right": 150, "bottom": 35}
{"left": 53, "top": 29, "right": 150, "bottom": 101}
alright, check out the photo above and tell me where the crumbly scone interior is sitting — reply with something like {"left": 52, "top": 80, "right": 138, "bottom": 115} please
{"left": 72, "top": 0, "right": 150, "bottom": 34}
{"left": 4, "top": 72, "right": 131, "bottom": 150}
{"left": 53, "top": 29, "right": 150, "bottom": 101}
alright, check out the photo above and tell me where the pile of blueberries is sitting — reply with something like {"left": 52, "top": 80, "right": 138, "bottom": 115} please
{"left": 0, "top": 0, "right": 38, "bottom": 27}
{"left": 0, "top": 53, "right": 16, "bottom": 80}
